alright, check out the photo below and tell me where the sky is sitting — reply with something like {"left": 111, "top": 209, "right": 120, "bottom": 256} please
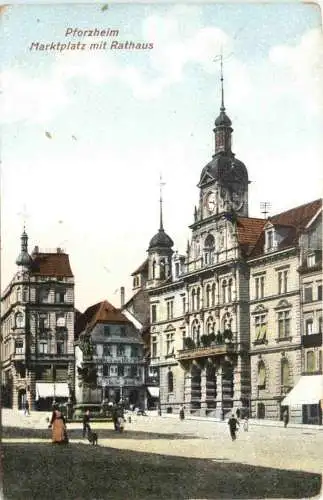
{"left": 1, "top": 2, "right": 323, "bottom": 312}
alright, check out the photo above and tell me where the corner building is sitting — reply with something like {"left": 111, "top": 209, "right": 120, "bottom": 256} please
{"left": 1, "top": 231, "right": 75, "bottom": 410}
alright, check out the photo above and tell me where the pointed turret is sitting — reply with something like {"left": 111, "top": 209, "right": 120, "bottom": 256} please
{"left": 16, "top": 227, "right": 32, "bottom": 268}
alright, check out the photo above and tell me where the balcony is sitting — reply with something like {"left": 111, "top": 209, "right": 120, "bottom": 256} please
{"left": 302, "top": 332, "right": 322, "bottom": 348}
{"left": 177, "top": 342, "right": 235, "bottom": 361}
{"left": 97, "top": 376, "right": 144, "bottom": 387}
{"left": 92, "top": 355, "right": 144, "bottom": 364}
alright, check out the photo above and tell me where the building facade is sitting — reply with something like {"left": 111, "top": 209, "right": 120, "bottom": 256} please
{"left": 248, "top": 201, "right": 322, "bottom": 422}
{"left": 74, "top": 300, "right": 145, "bottom": 408}
{"left": 1, "top": 231, "right": 75, "bottom": 410}
{"left": 128, "top": 76, "right": 323, "bottom": 421}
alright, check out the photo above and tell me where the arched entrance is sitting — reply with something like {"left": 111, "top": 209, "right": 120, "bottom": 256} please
{"left": 18, "top": 388, "right": 27, "bottom": 410}
{"left": 191, "top": 364, "right": 201, "bottom": 409}
{"left": 257, "top": 402, "right": 265, "bottom": 419}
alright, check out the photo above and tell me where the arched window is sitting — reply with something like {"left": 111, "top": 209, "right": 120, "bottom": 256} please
{"left": 191, "top": 320, "right": 200, "bottom": 345}
{"left": 192, "top": 289, "right": 196, "bottom": 311}
{"left": 222, "top": 280, "right": 227, "bottom": 304}
{"left": 281, "top": 359, "right": 290, "bottom": 388}
{"left": 204, "top": 234, "right": 215, "bottom": 266}
{"left": 306, "top": 351, "right": 315, "bottom": 373}
{"left": 206, "top": 317, "right": 214, "bottom": 335}
{"left": 206, "top": 284, "right": 211, "bottom": 308}
{"left": 228, "top": 279, "right": 233, "bottom": 303}
{"left": 196, "top": 288, "right": 201, "bottom": 310}
{"left": 211, "top": 284, "right": 216, "bottom": 306}
{"left": 258, "top": 361, "right": 266, "bottom": 388}
{"left": 167, "top": 371, "right": 174, "bottom": 393}
{"left": 152, "top": 260, "right": 156, "bottom": 279}
{"left": 160, "top": 259, "right": 166, "bottom": 280}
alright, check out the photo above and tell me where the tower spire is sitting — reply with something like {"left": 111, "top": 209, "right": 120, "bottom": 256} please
{"left": 220, "top": 51, "right": 225, "bottom": 112}
{"left": 159, "top": 173, "right": 165, "bottom": 231}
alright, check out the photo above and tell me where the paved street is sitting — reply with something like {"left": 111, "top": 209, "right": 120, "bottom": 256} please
{"left": 2, "top": 409, "right": 323, "bottom": 474}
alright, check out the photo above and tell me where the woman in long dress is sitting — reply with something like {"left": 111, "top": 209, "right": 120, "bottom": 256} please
{"left": 48, "top": 405, "right": 69, "bottom": 444}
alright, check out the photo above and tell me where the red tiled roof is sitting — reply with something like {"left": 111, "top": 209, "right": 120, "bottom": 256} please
{"left": 270, "top": 199, "right": 322, "bottom": 228}
{"left": 131, "top": 258, "right": 149, "bottom": 276}
{"left": 236, "top": 217, "right": 266, "bottom": 255}
{"left": 249, "top": 199, "right": 322, "bottom": 258}
{"left": 30, "top": 252, "right": 73, "bottom": 277}
{"left": 75, "top": 300, "right": 130, "bottom": 337}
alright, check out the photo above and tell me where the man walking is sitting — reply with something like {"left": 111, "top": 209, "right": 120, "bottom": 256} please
{"left": 24, "top": 399, "right": 30, "bottom": 416}
{"left": 228, "top": 413, "right": 239, "bottom": 440}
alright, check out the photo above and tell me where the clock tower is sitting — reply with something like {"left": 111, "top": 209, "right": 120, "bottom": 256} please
{"left": 198, "top": 56, "right": 249, "bottom": 220}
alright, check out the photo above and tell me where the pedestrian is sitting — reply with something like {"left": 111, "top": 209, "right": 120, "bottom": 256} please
{"left": 283, "top": 409, "right": 289, "bottom": 428}
{"left": 243, "top": 416, "right": 249, "bottom": 432}
{"left": 179, "top": 405, "right": 185, "bottom": 421}
{"left": 228, "top": 413, "right": 240, "bottom": 441}
{"left": 24, "top": 399, "right": 30, "bottom": 416}
{"left": 48, "top": 404, "right": 69, "bottom": 444}
{"left": 236, "top": 408, "right": 241, "bottom": 419}
{"left": 82, "top": 409, "right": 91, "bottom": 438}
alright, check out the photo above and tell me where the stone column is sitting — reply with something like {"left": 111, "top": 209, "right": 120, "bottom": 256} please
{"left": 200, "top": 367, "right": 207, "bottom": 416}
{"left": 183, "top": 365, "right": 192, "bottom": 413}
{"left": 215, "top": 365, "right": 223, "bottom": 419}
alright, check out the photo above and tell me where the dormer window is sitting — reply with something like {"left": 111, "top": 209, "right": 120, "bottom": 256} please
{"left": 265, "top": 229, "right": 275, "bottom": 252}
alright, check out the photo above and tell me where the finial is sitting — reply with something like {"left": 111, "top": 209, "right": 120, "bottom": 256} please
{"left": 220, "top": 50, "right": 225, "bottom": 112}
{"left": 159, "top": 173, "right": 166, "bottom": 231}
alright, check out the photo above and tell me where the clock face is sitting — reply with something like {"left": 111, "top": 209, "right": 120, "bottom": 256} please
{"left": 205, "top": 192, "right": 216, "bottom": 213}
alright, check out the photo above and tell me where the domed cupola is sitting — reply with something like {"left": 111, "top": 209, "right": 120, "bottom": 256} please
{"left": 149, "top": 229, "right": 173, "bottom": 250}
{"left": 16, "top": 228, "right": 32, "bottom": 267}
{"left": 214, "top": 109, "right": 232, "bottom": 127}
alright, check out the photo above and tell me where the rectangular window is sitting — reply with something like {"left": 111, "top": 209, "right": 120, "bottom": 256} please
{"left": 319, "top": 317, "right": 322, "bottom": 334}
{"left": 182, "top": 297, "right": 186, "bottom": 314}
{"left": 103, "top": 345, "right": 111, "bottom": 356}
{"left": 120, "top": 326, "right": 126, "bottom": 337}
{"left": 38, "top": 342, "right": 48, "bottom": 354}
{"left": 318, "top": 285, "right": 322, "bottom": 301}
{"left": 104, "top": 326, "right": 111, "bottom": 337}
{"left": 278, "top": 271, "right": 288, "bottom": 295}
{"left": 304, "top": 287, "right": 313, "bottom": 303}
{"left": 131, "top": 346, "right": 138, "bottom": 358}
{"left": 175, "top": 262, "right": 180, "bottom": 277}
{"left": 260, "top": 276, "right": 265, "bottom": 298}
{"left": 255, "top": 278, "right": 259, "bottom": 300}
{"left": 255, "top": 315, "right": 267, "bottom": 342}
{"left": 15, "top": 339, "right": 24, "bottom": 353}
{"left": 56, "top": 341, "right": 65, "bottom": 355}
{"left": 130, "top": 365, "right": 138, "bottom": 378}
{"left": 38, "top": 314, "right": 48, "bottom": 330}
{"left": 307, "top": 254, "right": 316, "bottom": 268}
{"left": 117, "top": 345, "right": 125, "bottom": 357}
{"left": 118, "top": 365, "right": 124, "bottom": 377}
{"left": 166, "top": 333, "right": 174, "bottom": 356}
{"left": 278, "top": 311, "right": 290, "bottom": 338}
{"left": 305, "top": 319, "right": 313, "bottom": 335}
{"left": 55, "top": 291, "right": 65, "bottom": 303}
{"left": 151, "top": 305, "right": 157, "bottom": 323}
{"left": 152, "top": 336, "right": 157, "bottom": 358}
{"left": 103, "top": 364, "right": 109, "bottom": 377}
{"left": 267, "top": 230, "right": 273, "bottom": 250}
{"left": 166, "top": 300, "right": 174, "bottom": 320}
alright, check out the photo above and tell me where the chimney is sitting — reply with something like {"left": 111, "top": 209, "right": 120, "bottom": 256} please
{"left": 33, "top": 245, "right": 39, "bottom": 254}
{"left": 120, "top": 286, "right": 125, "bottom": 307}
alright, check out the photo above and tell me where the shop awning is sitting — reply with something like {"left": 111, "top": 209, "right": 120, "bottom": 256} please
{"left": 147, "top": 386, "right": 160, "bottom": 398}
{"left": 36, "top": 383, "right": 69, "bottom": 400}
{"left": 281, "top": 375, "right": 323, "bottom": 406}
